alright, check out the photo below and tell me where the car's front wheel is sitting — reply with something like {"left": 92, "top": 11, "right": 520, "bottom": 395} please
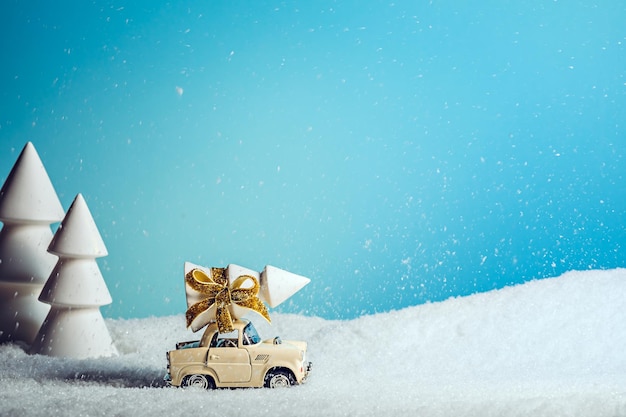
{"left": 181, "top": 374, "right": 215, "bottom": 389}
{"left": 264, "top": 369, "right": 295, "bottom": 388}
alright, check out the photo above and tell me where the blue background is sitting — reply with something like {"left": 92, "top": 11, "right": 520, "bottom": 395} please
{"left": 1, "top": 1, "right": 625, "bottom": 320}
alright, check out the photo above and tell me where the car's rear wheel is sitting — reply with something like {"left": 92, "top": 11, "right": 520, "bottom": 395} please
{"left": 182, "top": 374, "right": 215, "bottom": 389}
{"left": 264, "top": 369, "right": 295, "bottom": 388}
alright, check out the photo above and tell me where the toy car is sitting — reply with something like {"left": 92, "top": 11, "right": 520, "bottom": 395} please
{"left": 165, "top": 318, "right": 312, "bottom": 389}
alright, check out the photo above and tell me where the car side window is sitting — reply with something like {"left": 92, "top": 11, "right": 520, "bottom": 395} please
{"left": 212, "top": 329, "right": 239, "bottom": 348}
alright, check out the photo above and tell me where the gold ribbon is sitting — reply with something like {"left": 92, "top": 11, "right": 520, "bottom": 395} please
{"left": 185, "top": 267, "right": 270, "bottom": 333}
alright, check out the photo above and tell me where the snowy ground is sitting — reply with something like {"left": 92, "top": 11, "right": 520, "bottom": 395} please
{"left": 1, "top": 269, "right": 626, "bottom": 417}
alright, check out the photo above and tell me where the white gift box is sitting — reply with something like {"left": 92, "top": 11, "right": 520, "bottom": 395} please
{"left": 184, "top": 262, "right": 310, "bottom": 332}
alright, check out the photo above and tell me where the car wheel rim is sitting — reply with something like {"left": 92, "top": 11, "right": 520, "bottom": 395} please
{"left": 270, "top": 374, "right": 290, "bottom": 388}
{"left": 187, "top": 375, "right": 209, "bottom": 389}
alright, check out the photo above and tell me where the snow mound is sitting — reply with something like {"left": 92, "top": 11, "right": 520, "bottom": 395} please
{"left": 1, "top": 269, "right": 625, "bottom": 417}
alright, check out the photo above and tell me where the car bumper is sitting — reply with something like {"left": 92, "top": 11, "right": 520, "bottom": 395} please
{"left": 302, "top": 361, "right": 312, "bottom": 383}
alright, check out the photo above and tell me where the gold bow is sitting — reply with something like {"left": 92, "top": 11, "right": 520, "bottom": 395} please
{"left": 185, "top": 267, "right": 270, "bottom": 333}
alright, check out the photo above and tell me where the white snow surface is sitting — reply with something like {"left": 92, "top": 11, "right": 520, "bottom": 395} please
{"left": 2, "top": 269, "right": 626, "bottom": 417}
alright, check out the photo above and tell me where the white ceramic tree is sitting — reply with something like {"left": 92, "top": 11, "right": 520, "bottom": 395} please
{"left": 0, "top": 142, "right": 64, "bottom": 345}
{"left": 30, "top": 193, "right": 118, "bottom": 358}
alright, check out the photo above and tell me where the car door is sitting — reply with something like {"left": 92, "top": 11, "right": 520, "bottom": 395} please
{"left": 206, "top": 329, "right": 251, "bottom": 383}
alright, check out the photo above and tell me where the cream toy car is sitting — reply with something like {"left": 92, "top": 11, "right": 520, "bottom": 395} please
{"left": 165, "top": 318, "right": 312, "bottom": 389}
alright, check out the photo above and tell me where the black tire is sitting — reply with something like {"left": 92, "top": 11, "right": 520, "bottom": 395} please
{"left": 181, "top": 374, "right": 215, "bottom": 390}
{"left": 264, "top": 369, "right": 295, "bottom": 388}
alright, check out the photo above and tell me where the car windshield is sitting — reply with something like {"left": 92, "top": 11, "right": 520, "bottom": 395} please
{"left": 243, "top": 322, "right": 261, "bottom": 345}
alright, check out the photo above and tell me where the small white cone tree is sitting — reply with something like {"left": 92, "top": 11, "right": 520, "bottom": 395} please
{"left": 260, "top": 265, "right": 311, "bottom": 308}
{"left": 0, "top": 142, "right": 64, "bottom": 344}
{"left": 30, "top": 193, "right": 118, "bottom": 358}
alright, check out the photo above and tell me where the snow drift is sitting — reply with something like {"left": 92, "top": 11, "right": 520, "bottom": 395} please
{"left": 1, "top": 269, "right": 625, "bottom": 417}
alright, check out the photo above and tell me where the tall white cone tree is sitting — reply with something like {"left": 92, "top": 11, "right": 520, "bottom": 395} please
{"left": 30, "top": 193, "right": 118, "bottom": 358}
{"left": 0, "top": 142, "right": 64, "bottom": 344}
